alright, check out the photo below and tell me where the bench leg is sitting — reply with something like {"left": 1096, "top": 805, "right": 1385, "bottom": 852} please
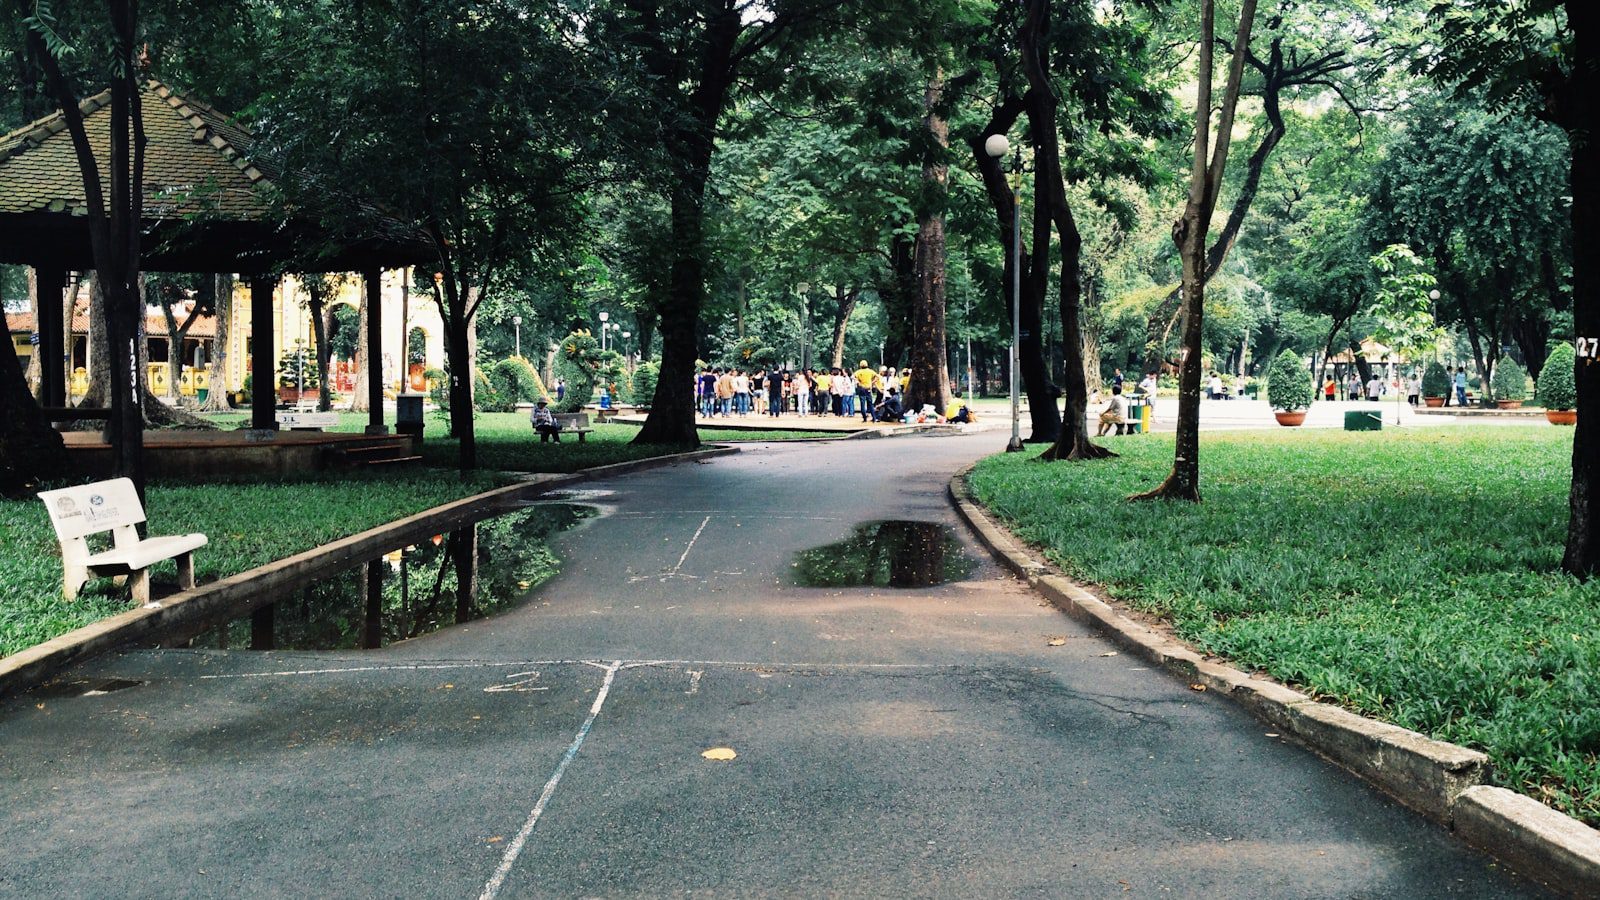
{"left": 130, "top": 569, "right": 151, "bottom": 606}
{"left": 177, "top": 553, "right": 196, "bottom": 591}
{"left": 577, "top": 431, "right": 586, "bottom": 443}
{"left": 62, "top": 565, "right": 87, "bottom": 601}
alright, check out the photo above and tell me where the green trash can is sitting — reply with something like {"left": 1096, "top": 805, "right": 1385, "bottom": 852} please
{"left": 1344, "top": 410, "right": 1382, "bottom": 431}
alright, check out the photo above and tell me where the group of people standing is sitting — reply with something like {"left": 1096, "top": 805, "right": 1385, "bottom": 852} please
{"left": 696, "top": 362, "right": 914, "bottom": 422}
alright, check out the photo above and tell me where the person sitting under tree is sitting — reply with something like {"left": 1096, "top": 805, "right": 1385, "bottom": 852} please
{"left": 530, "top": 399, "right": 563, "bottom": 443}
{"left": 1097, "top": 385, "right": 1127, "bottom": 437}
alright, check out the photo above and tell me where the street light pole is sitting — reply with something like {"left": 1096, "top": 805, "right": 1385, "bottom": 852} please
{"left": 985, "top": 133, "right": 1024, "bottom": 453}
{"left": 512, "top": 315, "right": 522, "bottom": 359}
{"left": 796, "top": 282, "right": 811, "bottom": 371}
{"left": 598, "top": 311, "right": 610, "bottom": 353}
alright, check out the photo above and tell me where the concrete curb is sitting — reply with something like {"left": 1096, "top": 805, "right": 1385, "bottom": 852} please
{"left": 948, "top": 465, "right": 1599, "bottom": 897}
{"left": 0, "top": 445, "right": 738, "bottom": 701}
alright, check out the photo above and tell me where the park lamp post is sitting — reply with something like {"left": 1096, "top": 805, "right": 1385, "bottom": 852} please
{"left": 985, "top": 132, "right": 1024, "bottom": 453}
{"left": 621, "top": 331, "right": 632, "bottom": 371}
{"left": 512, "top": 315, "right": 522, "bottom": 359}
{"left": 598, "top": 310, "right": 610, "bottom": 353}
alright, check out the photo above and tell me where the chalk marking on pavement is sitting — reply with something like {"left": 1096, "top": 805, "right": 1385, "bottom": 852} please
{"left": 686, "top": 670, "right": 703, "bottom": 694}
{"left": 197, "top": 661, "right": 584, "bottom": 680}
{"left": 479, "top": 659, "right": 622, "bottom": 900}
{"left": 484, "top": 671, "right": 548, "bottom": 693}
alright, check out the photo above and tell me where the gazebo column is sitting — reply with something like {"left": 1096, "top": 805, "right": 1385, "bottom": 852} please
{"left": 35, "top": 267, "right": 66, "bottom": 408}
{"left": 250, "top": 275, "right": 278, "bottom": 431}
{"left": 363, "top": 267, "right": 387, "bottom": 434}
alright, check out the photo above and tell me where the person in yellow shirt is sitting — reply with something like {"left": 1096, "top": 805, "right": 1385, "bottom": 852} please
{"left": 853, "top": 361, "right": 876, "bottom": 422}
{"left": 812, "top": 369, "right": 831, "bottom": 415}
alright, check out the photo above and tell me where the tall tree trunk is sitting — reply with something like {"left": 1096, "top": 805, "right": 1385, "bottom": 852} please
{"left": 635, "top": 8, "right": 740, "bottom": 446}
{"left": 1133, "top": 0, "right": 1259, "bottom": 502}
{"left": 306, "top": 279, "right": 333, "bottom": 412}
{"left": 199, "top": 273, "right": 233, "bottom": 412}
{"left": 907, "top": 72, "right": 952, "bottom": 414}
{"left": 1018, "top": 0, "right": 1104, "bottom": 460}
{"left": 828, "top": 287, "right": 858, "bottom": 369}
{"left": 1564, "top": 0, "right": 1600, "bottom": 575}
{"left": 880, "top": 235, "right": 916, "bottom": 369}
{"left": 24, "top": 268, "right": 41, "bottom": 399}
{"left": 0, "top": 295, "right": 65, "bottom": 495}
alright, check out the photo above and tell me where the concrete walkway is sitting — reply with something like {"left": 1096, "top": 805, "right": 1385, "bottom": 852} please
{"left": 0, "top": 434, "right": 1545, "bottom": 897}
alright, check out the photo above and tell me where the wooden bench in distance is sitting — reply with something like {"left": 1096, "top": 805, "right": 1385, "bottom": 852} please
{"left": 37, "top": 478, "right": 208, "bottom": 607}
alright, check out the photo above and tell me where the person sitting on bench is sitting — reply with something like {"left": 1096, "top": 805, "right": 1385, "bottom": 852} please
{"left": 531, "top": 399, "right": 563, "bottom": 442}
{"left": 1097, "top": 385, "right": 1127, "bottom": 436}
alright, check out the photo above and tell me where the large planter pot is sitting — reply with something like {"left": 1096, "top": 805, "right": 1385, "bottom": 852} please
{"left": 1547, "top": 409, "right": 1577, "bottom": 426}
{"left": 1496, "top": 399, "right": 1523, "bottom": 410}
{"left": 1424, "top": 396, "right": 1445, "bottom": 408}
{"left": 278, "top": 387, "right": 321, "bottom": 404}
{"left": 1274, "top": 410, "right": 1307, "bottom": 427}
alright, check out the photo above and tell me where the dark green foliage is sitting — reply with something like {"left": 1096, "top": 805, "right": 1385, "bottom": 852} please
{"left": 1492, "top": 359, "right": 1528, "bottom": 402}
{"left": 1265, "top": 351, "right": 1313, "bottom": 411}
{"left": 1539, "top": 343, "right": 1577, "bottom": 410}
{"left": 1422, "top": 361, "right": 1451, "bottom": 398}
{"left": 971, "top": 429, "right": 1600, "bottom": 825}
{"left": 473, "top": 370, "right": 505, "bottom": 412}
{"left": 631, "top": 361, "right": 659, "bottom": 407}
{"left": 277, "top": 347, "right": 319, "bottom": 390}
{"left": 488, "top": 357, "right": 549, "bottom": 409}
{"left": 553, "top": 331, "right": 600, "bottom": 413}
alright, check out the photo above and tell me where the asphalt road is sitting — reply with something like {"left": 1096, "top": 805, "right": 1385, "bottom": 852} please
{"left": 0, "top": 433, "right": 1545, "bottom": 898}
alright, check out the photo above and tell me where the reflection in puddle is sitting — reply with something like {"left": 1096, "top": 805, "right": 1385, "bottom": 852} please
{"left": 793, "top": 520, "right": 974, "bottom": 589}
{"left": 194, "top": 504, "right": 596, "bottom": 651}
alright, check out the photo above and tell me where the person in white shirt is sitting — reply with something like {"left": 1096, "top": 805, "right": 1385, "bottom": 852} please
{"left": 1366, "top": 376, "right": 1381, "bottom": 401}
{"left": 792, "top": 371, "right": 810, "bottom": 415}
{"left": 1207, "top": 373, "right": 1223, "bottom": 400}
{"left": 1098, "top": 386, "right": 1128, "bottom": 436}
{"left": 732, "top": 370, "right": 751, "bottom": 415}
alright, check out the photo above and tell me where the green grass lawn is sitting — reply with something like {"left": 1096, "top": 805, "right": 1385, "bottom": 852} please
{"left": 0, "top": 472, "right": 501, "bottom": 659}
{"left": 968, "top": 427, "right": 1600, "bottom": 826}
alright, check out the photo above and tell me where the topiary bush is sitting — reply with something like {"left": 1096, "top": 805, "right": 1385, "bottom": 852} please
{"left": 1538, "top": 343, "right": 1577, "bottom": 410}
{"left": 489, "top": 356, "right": 548, "bottom": 407}
{"left": 1265, "top": 351, "right": 1313, "bottom": 411}
{"left": 631, "top": 361, "right": 659, "bottom": 408}
{"left": 552, "top": 331, "right": 600, "bottom": 413}
{"left": 1421, "top": 361, "right": 1450, "bottom": 398}
{"left": 474, "top": 369, "right": 509, "bottom": 412}
{"left": 1492, "top": 358, "right": 1527, "bottom": 402}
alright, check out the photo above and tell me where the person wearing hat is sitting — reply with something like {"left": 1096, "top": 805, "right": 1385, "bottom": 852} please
{"left": 530, "top": 399, "right": 563, "bottom": 442}
{"left": 853, "top": 360, "right": 876, "bottom": 422}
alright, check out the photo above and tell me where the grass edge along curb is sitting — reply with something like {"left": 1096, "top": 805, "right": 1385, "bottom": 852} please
{"left": 947, "top": 464, "right": 1600, "bottom": 898}
{"left": 0, "top": 445, "right": 738, "bottom": 701}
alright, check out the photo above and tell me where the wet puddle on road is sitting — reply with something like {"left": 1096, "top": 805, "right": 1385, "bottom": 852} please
{"left": 191, "top": 503, "right": 597, "bottom": 652}
{"left": 793, "top": 520, "right": 975, "bottom": 589}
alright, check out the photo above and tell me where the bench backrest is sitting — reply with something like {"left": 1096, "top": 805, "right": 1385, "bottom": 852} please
{"left": 554, "top": 412, "right": 590, "bottom": 428}
{"left": 277, "top": 411, "right": 340, "bottom": 428}
{"left": 37, "top": 477, "right": 146, "bottom": 542}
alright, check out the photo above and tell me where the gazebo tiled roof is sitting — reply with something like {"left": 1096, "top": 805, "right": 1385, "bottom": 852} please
{"left": 0, "top": 77, "right": 431, "bottom": 273}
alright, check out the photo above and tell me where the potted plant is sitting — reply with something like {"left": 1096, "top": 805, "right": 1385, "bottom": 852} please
{"left": 1492, "top": 359, "right": 1527, "bottom": 409}
{"left": 277, "top": 347, "right": 321, "bottom": 404}
{"left": 1421, "top": 361, "right": 1449, "bottom": 407}
{"left": 1538, "top": 343, "right": 1577, "bottom": 425}
{"left": 1266, "top": 350, "right": 1312, "bottom": 426}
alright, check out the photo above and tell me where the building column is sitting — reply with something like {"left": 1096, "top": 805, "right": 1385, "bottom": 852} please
{"left": 35, "top": 267, "right": 66, "bottom": 408}
{"left": 363, "top": 267, "right": 387, "bottom": 434}
{"left": 250, "top": 275, "right": 278, "bottom": 430}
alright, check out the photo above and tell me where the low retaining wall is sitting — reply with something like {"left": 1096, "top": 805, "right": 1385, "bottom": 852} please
{"left": 0, "top": 446, "right": 737, "bottom": 701}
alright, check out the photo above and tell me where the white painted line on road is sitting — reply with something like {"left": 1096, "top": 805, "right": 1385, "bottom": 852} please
{"left": 479, "top": 659, "right": 622, "bottom": 900}
{"left": 628, "top": 515, "right": 712, "bottom": 582}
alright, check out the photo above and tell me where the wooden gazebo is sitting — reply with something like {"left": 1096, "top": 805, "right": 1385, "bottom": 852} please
{"left": 0, "top": 77, "right": 432, "bottom": 433}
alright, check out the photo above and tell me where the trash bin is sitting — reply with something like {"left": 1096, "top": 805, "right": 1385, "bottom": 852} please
{"left": 1344, "top": 410, "right": 1382, "bottom": 431}
{"left": 396, "top": 393, "right": 425, "bottom": 437}
{"left": 196, "top": 388, "right": 209, "bottom": 405}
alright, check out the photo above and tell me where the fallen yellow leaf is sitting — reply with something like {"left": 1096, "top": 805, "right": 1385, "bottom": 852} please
{"left": 1188, "top": 683, "right": 1207, "bottom": 692}
{"left": 701, "top": 747, "right": 738, "bottom": 761}
{"left": 1046, "top": 637, "right": 1067, "bottom": 647}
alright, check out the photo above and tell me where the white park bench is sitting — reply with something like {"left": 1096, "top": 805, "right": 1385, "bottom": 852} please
{"left": 37, "top": 478, "right": 208, "bottom": 606}
{"left": 276, "top": 410, "right": 340, "bottom": 430}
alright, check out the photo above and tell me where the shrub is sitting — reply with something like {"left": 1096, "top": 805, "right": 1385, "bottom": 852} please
{"left": 631, "top": 361, "right": 659, "bottom": 407}
{"left": 474, "top": 369, "right": 508, "bottom": 412}
{"left": 425, "top": 367, "right": 448, "bottom": 409}
{"left": 1492, "top": 359, "right": 1528, "bottom": 402}
{"left": 1265, "top": 351, "right": 1313, "bottom": 411}
{"left": 1538, "top": 343, "right": 1577, "bottom": 410}
{"left": 1421, "top": 361, "right": 1450, "bottom": 398}
{"left": 489, "top": 357, "right": 548, "bottom": 407}
{"left": 277, "top": 348, "right": 319, "bottom": 390}
{"left": 552, "top": 331, "right": 600, "bottom": 413}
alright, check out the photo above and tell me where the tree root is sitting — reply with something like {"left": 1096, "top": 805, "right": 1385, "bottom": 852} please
{"left": 1127, "top": 472, "right": 1201, "bottom": 503}
{"left": 1038, "top": 438, "right": 1118, "bottom": 462}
